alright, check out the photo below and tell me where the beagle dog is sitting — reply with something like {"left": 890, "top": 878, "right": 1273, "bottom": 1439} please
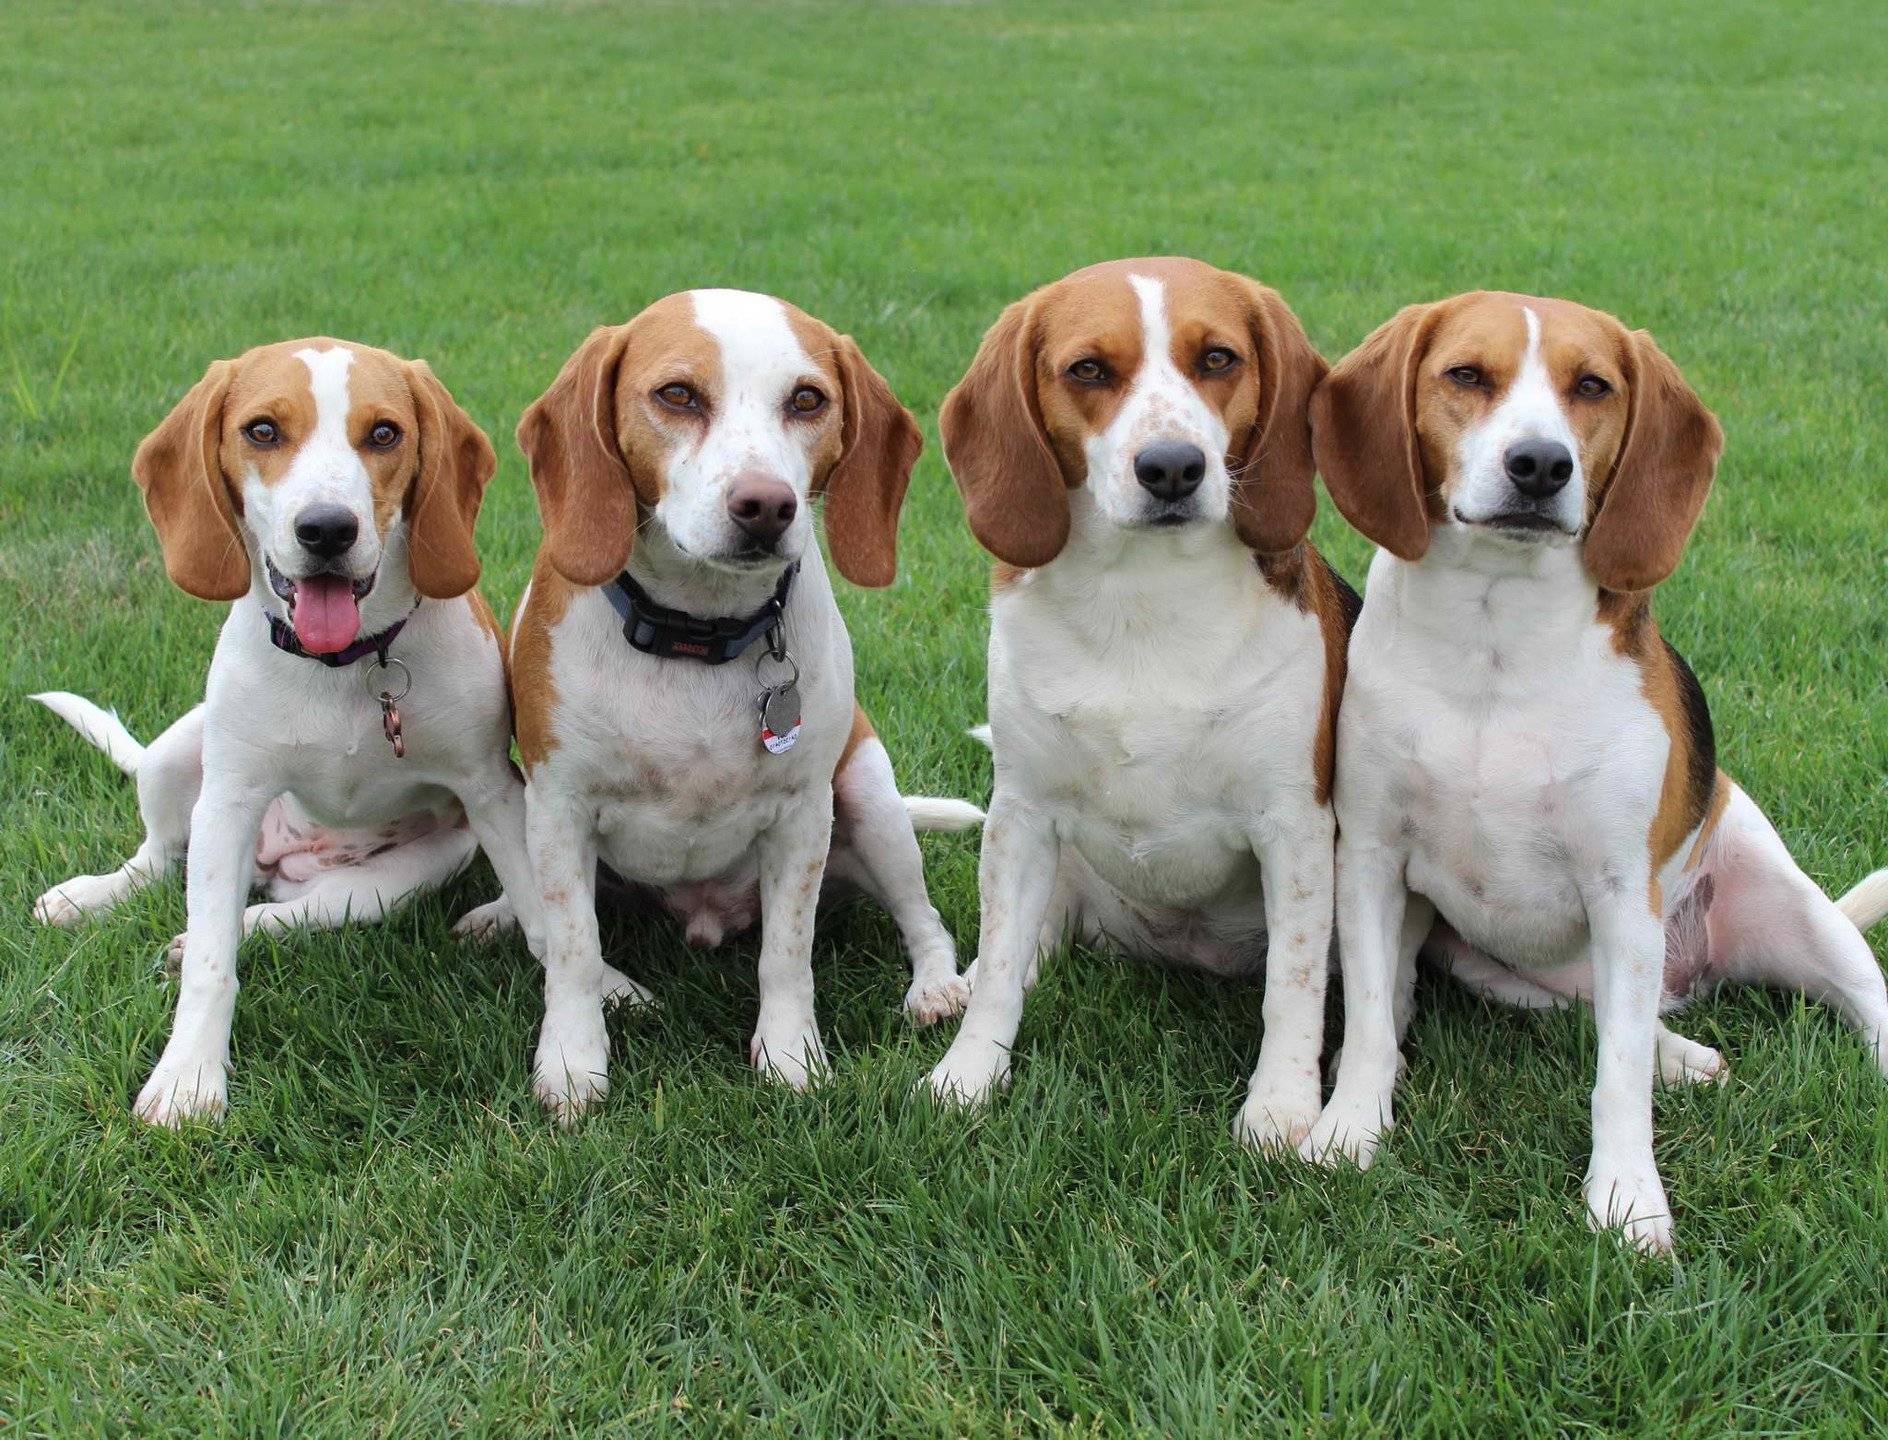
{"left": 32, "top": 339, "right": 545, "bottom": 1125}
{"left": 925, "top": 258, "right": 1353, "bottom": 1149}
{"left": 1304, "top": 292, "right": 1888, "bottom": 1252}
{"left": 511, "top": 289, "right": 976, "bottom": 1119}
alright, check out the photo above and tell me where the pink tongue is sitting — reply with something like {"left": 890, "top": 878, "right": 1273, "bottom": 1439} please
{"left": 292, "top": 574, "right": 362, "bottom": 653}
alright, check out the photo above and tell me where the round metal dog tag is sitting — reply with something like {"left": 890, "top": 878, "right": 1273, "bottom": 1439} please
{"left": 759, "top": 681, "right": 802, "bottom": 754}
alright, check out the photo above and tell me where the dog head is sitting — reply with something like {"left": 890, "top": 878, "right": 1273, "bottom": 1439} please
{"left": 939, "top": 257, "right": 1327, "bottom": 567}
{"left": 1312, "top": 291, "right": 1722, "bottom": 592}
{"left": 516, "top": 289, "right": 922, "bottom": 589}
{"left": 133, "top": 339, "right": 493, "bottom": 653}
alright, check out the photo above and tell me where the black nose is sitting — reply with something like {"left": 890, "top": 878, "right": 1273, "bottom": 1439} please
{"left": 1133, "top": 441, "right": 1207, "bottom": 503}
{"left": 294, "top": 503, "right": 359, "bottom": 560}
{"left": 726, "top": 475, "right": 799, "bottom": 548}
{"left": 1503, "top": 438, "right": 1575, "bottom": 499}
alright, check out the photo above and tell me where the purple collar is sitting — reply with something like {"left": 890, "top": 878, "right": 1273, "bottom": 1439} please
{"left": 265, "top": 606, "right": 414, "bottom": 669}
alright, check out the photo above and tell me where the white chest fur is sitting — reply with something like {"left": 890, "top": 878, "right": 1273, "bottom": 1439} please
{"left": 1337, "top": 542, "right": 1671, "bottom": 969}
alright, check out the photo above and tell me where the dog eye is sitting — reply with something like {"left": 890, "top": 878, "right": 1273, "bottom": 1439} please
{"left": 1067, "top": 358, "right": 1108, "bottom": 385}
{"left": 1445, "top": 365, "right": 1484, "bottom": 389}
{"left": 1575, "top": 374, "right": 1613, "bottom": 398}
{"left": 366, "top": 421, "right": 401, "bottom": 449}
{"left": 242, "top": 419, "right": 280, "bottom": 446}
{"left": 655, "top": 383, "right": 699, "bottom": 411}
{"left": 1200, "top": 347, "right": 1238, "bottom": 373}
{"left": 788, "top": 386, "right": 827, "bottom": 415}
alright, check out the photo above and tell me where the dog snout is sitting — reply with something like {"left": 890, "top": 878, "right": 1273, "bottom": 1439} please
{"left": 294, "top": 503, "right": 360, "bottom": 562}
{"left": 1503, "top": 438, "right": 1574, "bottom": 500}
{"left": 726, "top": 475, "right": 798, "bottom": 548}
{"left": 1133, "top": 441, "right": 1207, "bottom": 503}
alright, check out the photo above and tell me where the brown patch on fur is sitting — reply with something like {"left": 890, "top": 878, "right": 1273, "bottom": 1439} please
{"left": 1252, "top": 544, "right": 1357, "bottom": 805}
{"left": 1603, "top": 593, "right": 1718, "bottom": 910}
{"left": 941, "top": 257, "right": 1324, "bottom": 568}
{"left": 509, "top": 554, "right": 575, "bottom": 770}
{"left": 836, "top": 703, "right": 876, "bottom": 778}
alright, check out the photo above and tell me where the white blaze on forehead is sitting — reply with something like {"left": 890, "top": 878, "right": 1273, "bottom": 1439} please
{"left": 689, "top": 288, "right": 814, "bottom": 392}
{"left": 294, "top": 346, "right": 356, "bottom": 447}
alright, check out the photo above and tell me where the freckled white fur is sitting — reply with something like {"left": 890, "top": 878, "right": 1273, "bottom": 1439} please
{"left": 929, "top": 275, "right": 1338, "bottom": 1152}
{"left": 522, "top": 290, "right": 968, "bottom": 1120}
{"left": 1308, "top": 301, "right": 1888, "bottom": 1254}
{"left": 33, "top": 344, "right": 542, "bottom": 1127}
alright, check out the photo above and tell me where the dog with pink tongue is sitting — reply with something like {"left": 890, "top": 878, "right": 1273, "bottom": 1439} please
{"left": 28, "top": 338, "right": 580, "bottom": 1126}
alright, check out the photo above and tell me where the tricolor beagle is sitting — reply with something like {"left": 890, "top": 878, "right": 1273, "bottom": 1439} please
{"left": 1304, "top": 292, "right": 1888, "bottom": 1252}
{"left": 511, "top": 289, "right": 976, "bottom": 1120}
{"left": 33, "top": 339, "right": 544, "bottom": 1125}
{"left": 924, "top": 258, "right": 1352, "bottom": 1149}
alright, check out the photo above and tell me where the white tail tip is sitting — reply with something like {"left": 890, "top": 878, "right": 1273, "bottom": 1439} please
{"left": 1837, "top": 869, "right": 1888, "bottom": 931}
{"left": 903, "top": 796, "right": 986, "bottom": 832}
{"left": 30, "top": 692, "right": 146, "bottom": 775}
{"left": 967, "top": 723, "right": 993, "bottom": 751}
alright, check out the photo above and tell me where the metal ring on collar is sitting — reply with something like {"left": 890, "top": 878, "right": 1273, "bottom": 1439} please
{"left": 362, "top": 654, "right": 412, "bottom": 702}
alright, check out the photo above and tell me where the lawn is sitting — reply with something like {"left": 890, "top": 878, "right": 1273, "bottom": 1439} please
{"left": 3, "top": 0, "right": 1886, "bottom": 1433}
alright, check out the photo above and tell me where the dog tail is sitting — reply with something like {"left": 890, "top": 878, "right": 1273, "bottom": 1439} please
{"left": 30, "top": 691, "right": 146, "bottom": 775}
{"left": 903, "top": 796, "right": 985, "bottom": 832}
{"left": 1837, "top": 869, "right": 1888, "bottom": 931}
{"left": 967, "top": 723, "right": 993, "bottom": 751}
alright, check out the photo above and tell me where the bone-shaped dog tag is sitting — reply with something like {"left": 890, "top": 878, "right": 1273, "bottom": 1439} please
{"left": 758, "top": 681, "right": 802, "bottom": 755}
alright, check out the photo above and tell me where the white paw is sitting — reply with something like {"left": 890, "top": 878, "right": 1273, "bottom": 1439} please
{"left": 927, "top": 1038, "right": 1011, "bottom": 1106}
{"left": 451, "top": 897, "right": 516, "bottom": 942}
{"left": 599, "top": 963, "right": 655, "bottom": 1010}
{"left": 34, "top": 874, "right": 119, "bottom": 927}
{"left": 1585, "top": 1163, "right": 1674, "bottom": 1255}
{"left": 34, "top": 886, "right": 84, "bottom": 927}
{"left": 1233, "top": 1075, "right": 1324, "bottom": 1155}
{"left": 905, "top": 970, "right": 969, "bottom": 1027}
{"left": 749, "top": 1023, "right": 827, "bottom": 1090}
{"left": 1297, "top": 1089, "right": 1392, "bottom": 1169}
{"left": 533, "top": 1006, "right": 610, "bottom": 1125}
{"left": 1656, "top": 1032, "right": 1728, "bottom": 1088}
{"left": 134, "top": 1058, "right": 228, "bottom": 1127}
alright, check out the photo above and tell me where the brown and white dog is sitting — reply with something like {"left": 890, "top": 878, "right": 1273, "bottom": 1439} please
{"left": 510, "top": 289, "right": 977, "bottom": 1120}
{"left": 1304, "top": 292, "right": 1888, "bottom": 1252}
{"left": 924, "top": 258, "right": 1354, "bottom": 1149}
{"left": 32, "top": 339, "right": 544, "bottom": 1125}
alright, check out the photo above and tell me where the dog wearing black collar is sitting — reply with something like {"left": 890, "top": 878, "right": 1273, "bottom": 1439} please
{"left": 30, "top": 338, "right": 574, "bottom": 1126}
{"left": 510, "top": 290, "right": 979, "bottom": 1117}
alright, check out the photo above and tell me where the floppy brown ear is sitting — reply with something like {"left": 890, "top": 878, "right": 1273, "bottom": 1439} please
{"left": 516, "top": 325, "right": 636, "bottom": 587}
{"left": 1582, "top": 330, "right": 1722, "bottom": 594}
{"left": 1228, "top": 278, "right": 1329, "bottom": 554}
{"left": 1310, "top": 302, "right": 1441, "bottom": 562}
{"left": 939, "top": 297, "right": 1069, "bottom": 569}
{"left": 133, "top": 359, "right": 250, "bottom": 601}
{"left": 404, "top": 359, "right": 495, "bottom": 599}
{"left": 818, "top": 334, "right": 924, "bottom": 588}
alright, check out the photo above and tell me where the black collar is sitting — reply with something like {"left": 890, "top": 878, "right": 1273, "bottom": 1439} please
{"left": 602, "top": 562, "right": 798, "bottom": 665}
{"left": 265, "top": 605, "right": 415, "bottom": 668}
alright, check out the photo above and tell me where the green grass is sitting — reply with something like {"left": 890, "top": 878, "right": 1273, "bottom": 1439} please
{"left": 3, "top": 0, "right": 1886, "bottom": 1432}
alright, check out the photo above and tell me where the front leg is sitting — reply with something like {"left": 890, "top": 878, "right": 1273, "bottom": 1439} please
{"left": 928, "top": 791, "right": 1058, "bottom": 1105}
{"left": 1236, "top": 805, "right": 1335, "bottom": 1152}
{"left": 1300, "top": 835, "right": 1408, "bottom": 1168}
{"left": 134, "top": 777, "right": 274, "bottom": 1126}
{"left": 1583, "top": 892, "right": 1673, "bottom": 1254}
{"left": 452, "top": 762, "right": 546, "bottom": 958}
{"left": 748, "top": 788, "right": 836, "bottom": 1089}
{"left": 525, "top": 785, "right": 609, "bottom": 1123}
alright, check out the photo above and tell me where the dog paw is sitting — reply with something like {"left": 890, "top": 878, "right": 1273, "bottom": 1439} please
{"left": 134, "top": 1058, "right": 228, "bottom": 1127}
{"left": 1297, "top": 1090, "right": 1392, "bottom": 1170}
{"left": 1233, "top": 1078, "right": 1323, "bottom": 1155}
{"left": 1586, "top": 1163, "right": 1674, "bottom": 1256}
{"left": 451, "top": 897, "right": 517, "bottom": 942}
{"left": 33, "top": 886, "right": 85, "bottom": 928}
{"left": 599, "top": 964, "right": 655, "bottom": 1010}
{"left": 927, "top": 1039, "right": 1010, "bottom": 1106}
{"left": 905, "top": 970, "right": 970, "bottom": 1027}
{"left": 533, "top": 1008, "right": 610, "bottom": 1125}
{"left": 749, "top": 1023, "right": 827, "bottom": 1090}
{"left": 1656, "top": 1030, "right": 1728, "bottom": 1088}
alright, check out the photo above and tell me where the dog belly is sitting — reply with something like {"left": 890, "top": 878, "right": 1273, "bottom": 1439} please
{"left": 1056, "top": 825, "right": 1266, "bottom": 976}
{"left": 257, "top": 794, "right": 462, "bottom": 884}
{"left": 594, "top": 800, "right": 773, "bottom": 890}
{"left": 1406, "top": 844, "right": 1591, "bottom": 972}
